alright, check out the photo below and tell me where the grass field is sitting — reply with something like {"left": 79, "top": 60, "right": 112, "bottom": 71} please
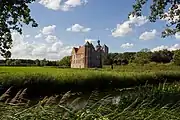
{"left": 1, "top": 65, "right": 180, "bottom": 119}
{"left": 0, "top": 65, "right": 180, "bottom": 97}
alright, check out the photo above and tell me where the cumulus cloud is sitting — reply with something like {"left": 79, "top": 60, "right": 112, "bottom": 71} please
{"left": 121, "top": 43, "right": 134, "bottom": 49}
{"left": 45, "top": 35, "right": 59, "bottom": 43}
{"left": 65, "top": 0, "right": 88, "bottom": 7}
{"left": 6, "top": 31, "right": 72, "bottom": 60}
{"left": 175, "top": 32, "right": 180, "bottom": 39}
{"left": 25, "top": 35, "right": 30, "bottom": 38}
{"left": 39, "top": 0, "right": 88, "bottom": 11}
{"left": 35, "top": 33, "right": 42, "bottom": 39}
{"left": 139, "top": 29, "right": 157, "bottom": 40}
{"left": 84, "top": 38, "right": 96, "bottom": 43}
{"left": 112, "top": 15, "right": 148, "bottom": 37}
{"left": 35, "top": 25, "right": 56, "bottom": 39}
{"left": 41, "top": 25, "right": 56, "bottom": 35}
{"left": 39, "top": 0, "right": 61, "bottom": 10}
{"left": 67, "top": 24, "right": 91, "bottom": 32}
{"left": 151, "top": 44, "right": 180, "bottom": 52}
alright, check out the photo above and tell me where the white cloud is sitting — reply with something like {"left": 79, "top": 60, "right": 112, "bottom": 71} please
{"left": 128, "top": 15, "right": 148, "bottom": 26}
{"left": 39, "top": 0, "right": 62, "bottom": 10}
{"left": 67, "top": 24, "right": 91, "bottom": 32}
{"left": 25, "top": 35, "right": 30, "bottom": 38}
{"left": 84, "top": 39, "right": 96, "bottom": 43}
{"left": 121, "top": 43, "right": 134, "bottom": 49}
{"left": 139, "top": 29, "right": 157, "bottom": 40}
{"left": 7, "top": 31, "right": 72, "bottom": 60}
{"left": 175, "top": 32, "right": 180, "bottom": 39}
{"left": 151, "top": 44, "right": 180, "bottom": 52}
{"left": 45, "top": 35, "right": 59, "bottom": 43}
{"left": 65, "top": 0, "right": 88, "bottom": 7}
{"left": 112, "top": 15, "right": 148, "bottom": 37}
{"left": 35, "top": 33, "right": 42, "bottom": 39}
{"left": 41, "top": 25, "right": 56, "bottom": 35}
{"left": 35, "top": 25, "right": 56, "bottom": 39}
{"left": 112, "top": 22, "right": 133, "bottom": 37}
{"left": 39, "top": 0, "right": 88, "bottom": 11}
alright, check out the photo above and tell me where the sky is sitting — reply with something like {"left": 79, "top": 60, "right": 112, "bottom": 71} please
{"left": 3, "top": 0, "right": 180, "bottom": 60}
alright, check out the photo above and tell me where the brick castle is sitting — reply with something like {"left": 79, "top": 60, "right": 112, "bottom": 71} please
{"left": 70, "top": 40, "right": 109, "bottom": 68}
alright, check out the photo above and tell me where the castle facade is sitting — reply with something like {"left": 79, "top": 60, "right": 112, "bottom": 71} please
{"left": 70, "top": 40, "right": 108, "bottom": 68}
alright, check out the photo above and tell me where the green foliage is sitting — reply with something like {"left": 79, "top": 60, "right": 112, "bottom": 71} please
{"left": 151, "top": 49, "right": 174, "bottom": 63}
{"left": 5, "top": 59, "right": 12, "bottom": 66}
{"left": 103, "top": 49, "right": 178, "bottom": 66}
{"left": 35, "top": 59, "right": 40, "bottom": 66}
{"left": 0, "top": 59, "right": 58, "bottom": 66}
{"left": 130, "top": 0, "right": 180, "bottom": 37}
{"left": 58, "top": 56, "right": 71, "bottom": 67}
{"left": 173, "top": 50, "right": 180, "bottom": 65}
{"left": 40, "top": 58, "right": 48, "bottom": 66}
{"left": 133, "top": 51, "right": 152, "bottom": 65}
{"left": 0, "top": 0, "right": 38, "bottom": 58}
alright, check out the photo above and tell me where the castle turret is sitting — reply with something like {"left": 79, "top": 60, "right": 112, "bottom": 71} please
{"left": 103, "top": 44, "right": 109, "bottom": 56}
{"left": 96, "top": 40, "right": 102, "bottom": 51}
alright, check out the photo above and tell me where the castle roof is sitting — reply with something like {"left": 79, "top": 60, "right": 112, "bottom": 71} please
{"left": 77, "top": 46, "right": 85, "bottom": 54}
{"left": 73, "top": 47, "right": 79, "bottom": 53}
{"left": 85, "top": 41, "right": 90, "bottom": 46}
{"left": 72, "top": 46, "right": 85, "bottom": 54}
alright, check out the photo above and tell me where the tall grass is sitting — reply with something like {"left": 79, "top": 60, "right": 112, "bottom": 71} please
{"left": 1, "top": 82, "right": 180, "bottom": 119}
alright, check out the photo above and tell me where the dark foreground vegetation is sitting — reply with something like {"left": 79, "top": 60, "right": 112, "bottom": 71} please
{"left": 1, "top": 82, "right": 180, "bottom": 119}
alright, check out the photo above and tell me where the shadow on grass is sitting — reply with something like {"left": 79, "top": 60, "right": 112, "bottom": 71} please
{"left": 1, "top": 72, "right": 180, "bottom": 100}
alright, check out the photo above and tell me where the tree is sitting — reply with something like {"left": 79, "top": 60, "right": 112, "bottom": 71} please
{"left": 5, "top": 59, "right": 12, "bottom": 66}
{"left": 40, "top": 58, "right": 47, "bottom": 66}
{"left": 173, "top": 49, "right": 180, "bottom": 65}
{"left": 0, "top": 0, "right": 38, "bottom": 58}
{"left": 140, "top": 48, "right": 151, "bottom": 53}
{"left": 151, "top": 49, "right": 173, "bottom": 63}
{"left": 35, "top": 59, "right": 40, "bottom": 66}
{"left": 133, "top": 51, "right": 152, "bottom": 65}
{"left": 131, "top": 0, "right": 180, "bottom": 37}
{"left": 58, "top": 56, "right": 71, "bottom": 67}
{"left": 13, "top": 59, "right": 21, "bottom": 66}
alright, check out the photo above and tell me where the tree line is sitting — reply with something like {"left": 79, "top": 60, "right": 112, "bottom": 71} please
{"left": 1, "top": 49, "right": 180, "bottom": 67}
{"left": 0, "top": 57, "right": 70, "bottom": 67}
{"left": 104, "top": 49, "right": 180, "bottom": 66}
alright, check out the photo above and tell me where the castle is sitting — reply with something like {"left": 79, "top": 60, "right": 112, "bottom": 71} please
{"left": 70, "top": 40, "right": 109, "bottom": 68}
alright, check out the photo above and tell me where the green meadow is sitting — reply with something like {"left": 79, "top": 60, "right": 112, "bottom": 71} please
{"left": 1, "top": 65, "right": 180, "bottom": 119}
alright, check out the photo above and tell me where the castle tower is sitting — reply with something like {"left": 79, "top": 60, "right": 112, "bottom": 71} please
{"left": 96, "top": 40, "right": 102, "bottom": 51}
{"left": 95, "top": 40, "right": 103, "bottom": 68}
{"left": 84, "top": 41, "right": 90, "bottom": 68}
{"left": 103, "top": 44, "right": 109, "bottom": 57}
{"left": 84, "top": 41, "right": 95, "bottom": 68}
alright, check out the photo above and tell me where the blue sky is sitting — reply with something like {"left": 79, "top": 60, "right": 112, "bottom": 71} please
{"left": 5, "top": 0, "right": 180, "bottom": 60}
